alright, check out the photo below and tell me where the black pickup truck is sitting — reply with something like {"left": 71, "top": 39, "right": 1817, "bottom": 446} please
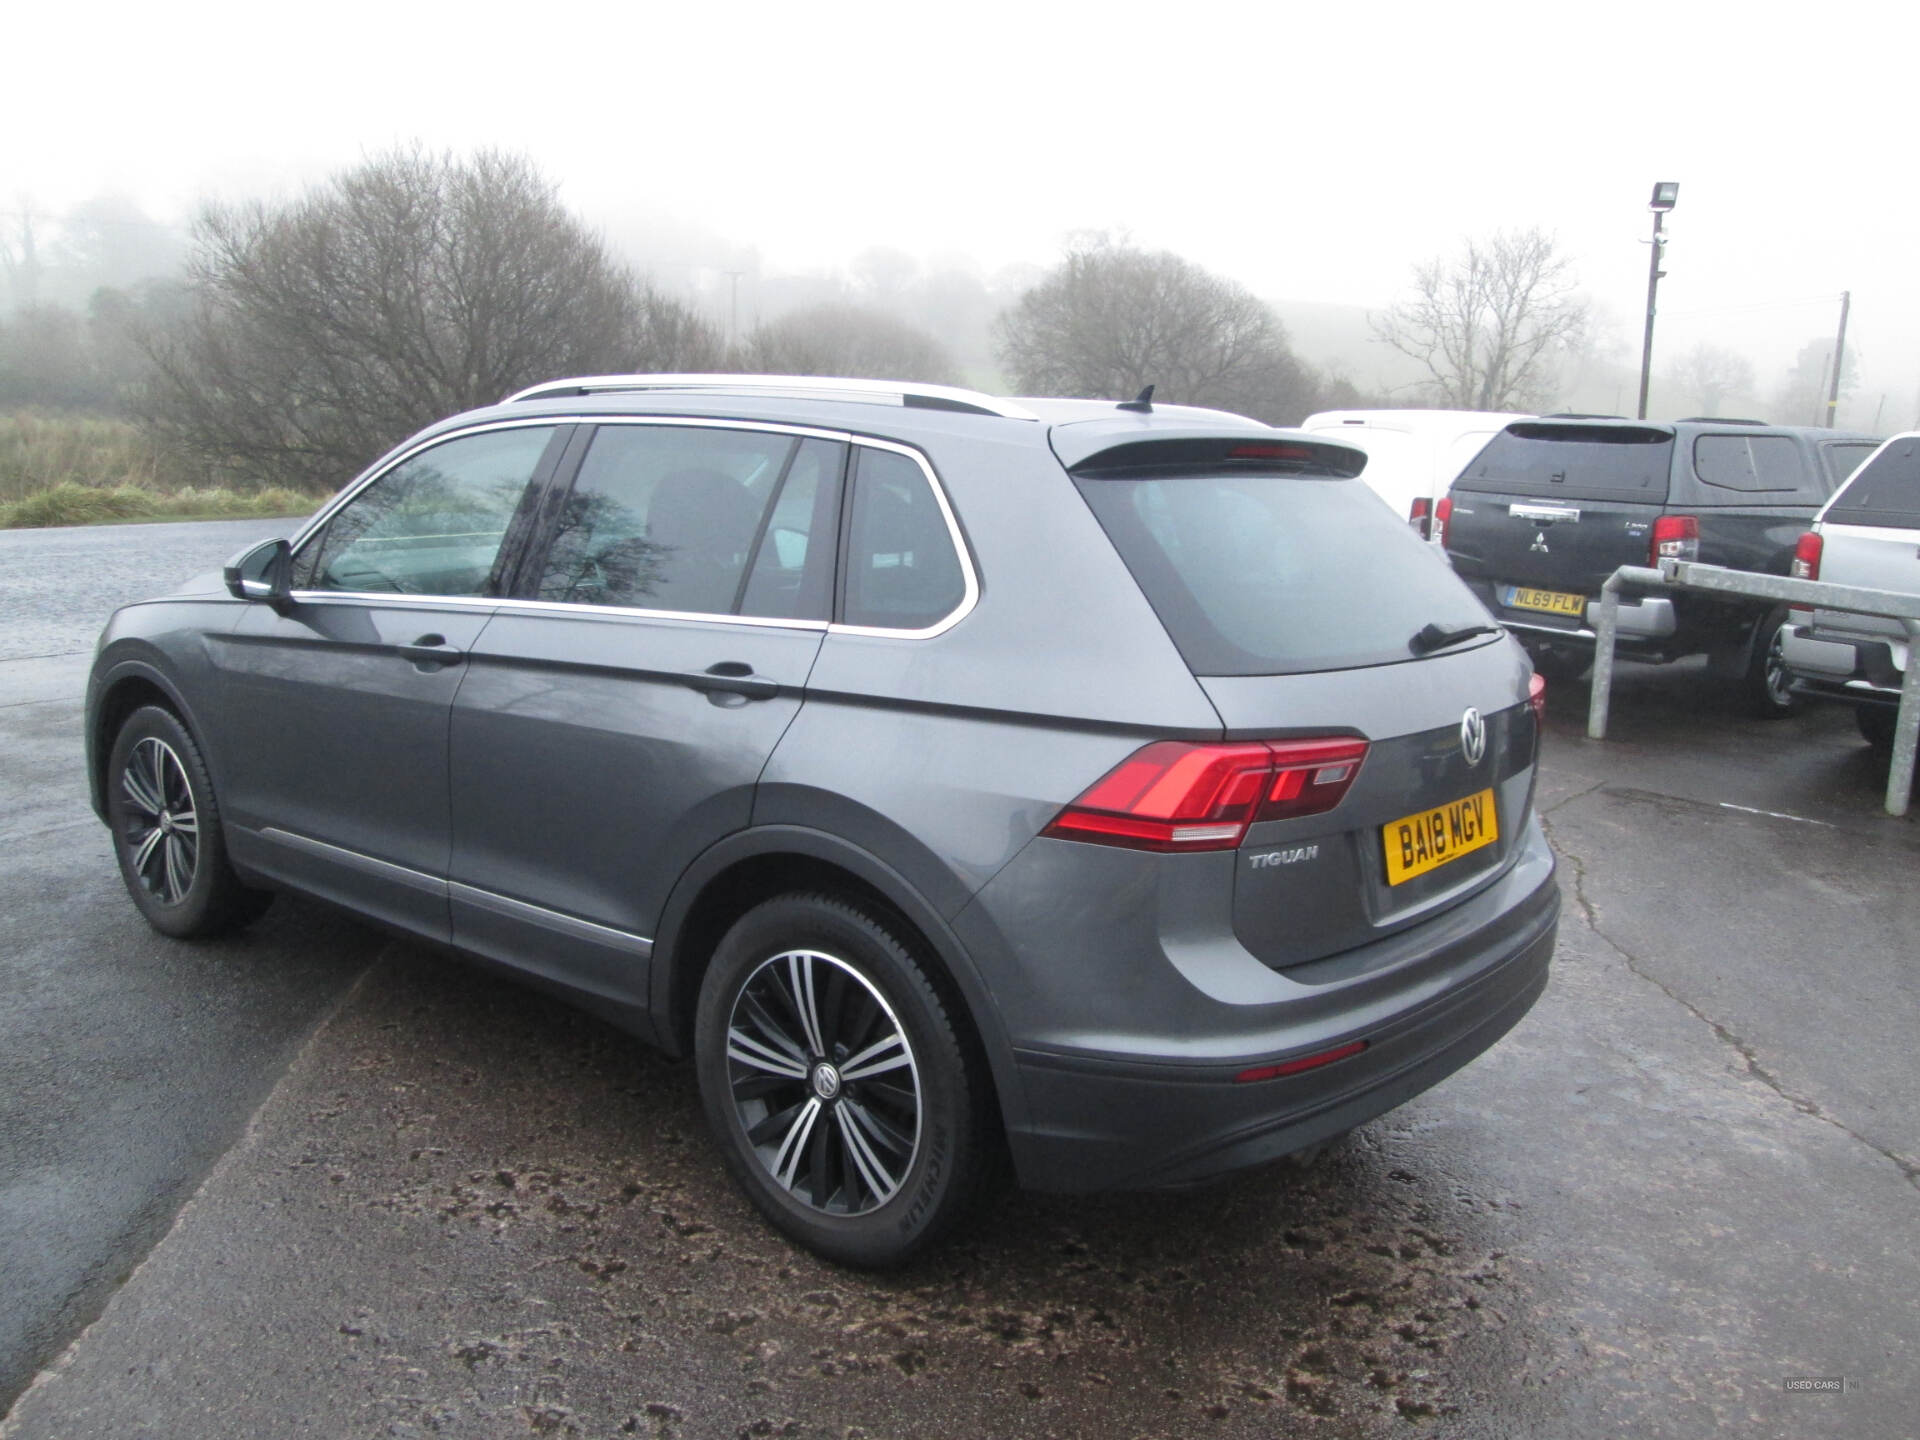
{"left": 1440, "top": 418, "right": 1879, "bottom": 715}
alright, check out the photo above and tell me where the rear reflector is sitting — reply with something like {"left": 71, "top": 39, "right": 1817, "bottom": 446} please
{"left": 1234, "top": 1039, "right": 1369, "bottom": 1084}
{"left": 1042, "top": 737, "right": 1370, "bottom": 852}
{"left": 1650, "top": 514, "right": 1699, "bottom": 565}
{"left": 1792, "top": 530, "right": 1822, "bottom": 581}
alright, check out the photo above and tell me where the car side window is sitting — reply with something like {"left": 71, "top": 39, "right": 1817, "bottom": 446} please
{"left": 294, "top": 426, "right": 558, "bottom": 596}
{"left": 1693, "top": 434, "right": 1810, "bottom": 495}
{"left": 841, "top": 446, "right": 966, "bottom": 631}
{"left": 739, "top": 438, "right": 844, "bottom": 621}
{"left": 533, "top": 425, "right": 802, "bottom": 616}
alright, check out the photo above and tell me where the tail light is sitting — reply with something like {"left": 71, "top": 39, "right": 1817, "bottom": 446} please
{"left": 1528, "top": 672, "right": 1547, "bottom": 725}
{"left": 1792, "top": 531, "right": 1822, "bottom": 581}
{"left": 1042, "top": 737, "right": 1370, "bottom": 853}
{"left": 1650, "top": 514, "right": 1699, "bottom": 565}
{"left": 1408, "top": 496, "right": 1453, "bottom": 544}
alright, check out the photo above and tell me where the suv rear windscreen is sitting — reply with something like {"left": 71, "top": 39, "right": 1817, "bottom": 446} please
{"left": 1825, "top": 437, "right": 1920, "bottom": 530}
{"left": 1454, "top": 424, "right": 1674, "bottom": 501}
{"left": 1074, "top": 472, "right": 1493, "bottom": 676}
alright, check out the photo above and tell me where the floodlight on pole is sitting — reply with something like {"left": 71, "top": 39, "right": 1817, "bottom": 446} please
{"left": 1636, "top": 182, "right": 1678, "bottom": 420}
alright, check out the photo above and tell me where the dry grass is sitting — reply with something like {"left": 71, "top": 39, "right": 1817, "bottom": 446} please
{"left": 0, "top": 411, "right": 320, "bottom": 528}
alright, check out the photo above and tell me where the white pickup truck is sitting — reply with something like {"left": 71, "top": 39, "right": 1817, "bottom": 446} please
{"left": 1779, "top": 433, "right": 1920, "bottom": 750}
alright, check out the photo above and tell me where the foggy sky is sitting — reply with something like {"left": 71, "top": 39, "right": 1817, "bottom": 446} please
{"left": 9, "top": 0, "right": 1918, "bottom": 418}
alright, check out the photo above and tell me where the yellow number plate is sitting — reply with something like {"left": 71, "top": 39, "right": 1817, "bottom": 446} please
{"left": 1505, "top": 585, "right": 1588, "bottom": 617}
{"left": 1383, "top": 788, "right": 1499, "bottom": 885}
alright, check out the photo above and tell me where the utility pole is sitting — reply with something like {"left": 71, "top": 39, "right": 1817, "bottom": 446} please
{"left": 1822, "top": 290, "right": 1851, "bottom": 428}
{"left": 723, "top": 269, "right": 747, "bottom": 348}
{"left": 1636, "top": 183, "right": 1679, "bottom": 420}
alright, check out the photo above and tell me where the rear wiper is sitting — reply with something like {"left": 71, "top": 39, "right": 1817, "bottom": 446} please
{"left": 1409, "top": 621, "right": 1502, "bottom": 656}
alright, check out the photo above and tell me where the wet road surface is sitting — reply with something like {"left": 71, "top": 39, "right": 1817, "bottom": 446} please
{"left": 2, "top": 521, "right": 1914, "bottom": 1437}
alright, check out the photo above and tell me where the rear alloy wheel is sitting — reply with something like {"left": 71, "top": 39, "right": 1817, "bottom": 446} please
{"left": 107, "top": 705, "right": 270, "bottom": 938}
{"left": 1744, "top": 606, "right": 1796, "bottom": 719}
{"left": 695, "top": 894, "right": 989, "bottom": 1267}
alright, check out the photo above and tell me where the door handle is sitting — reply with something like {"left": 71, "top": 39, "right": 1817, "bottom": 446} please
{"left": 682, "top": 662, "right": 780, "bottom": 700}
{"left": 397, "top": 633, "right": 466, "bottom": 668}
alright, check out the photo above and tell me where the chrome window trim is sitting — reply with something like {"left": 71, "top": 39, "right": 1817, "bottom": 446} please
{"left": 832, "top": 437, "right": 980, "bottom": 640}
{"left": 290, "top": 416, "right": 978, "bottom": 640}
{"left": 449, "top": 882, "right": 653, "bottom": 958}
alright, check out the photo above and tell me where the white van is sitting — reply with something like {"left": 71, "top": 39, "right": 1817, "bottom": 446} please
{"left": 1299, "top": 409, "right": 1531, "bottom": 536}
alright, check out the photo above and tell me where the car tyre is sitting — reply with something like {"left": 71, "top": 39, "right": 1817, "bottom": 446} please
{"left": 695, "top": 893, "right": 991, "bottom": 1268}
{"left": 1856, "top": 704, "right": 1898, "bottom": 753}
{"left": 1526, "top": 646, "right": 1590, "bottom": 685}
{"left": 1744, "top": 606, "right": 1797, "bottom": 719}
{"left": 107, "top": 705, "right": 271, "bottom": 938}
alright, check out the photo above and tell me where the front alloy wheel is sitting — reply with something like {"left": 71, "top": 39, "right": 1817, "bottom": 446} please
{"left": 119, "top": 736, "right": 199, "bottom": 905}
{"left": 695, "top": 894, "right": 989, "bottom": 1267}
{"left": 106, "top": 704, "right": 270, "bottom": 938}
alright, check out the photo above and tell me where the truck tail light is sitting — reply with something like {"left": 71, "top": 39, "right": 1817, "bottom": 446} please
{"left": 1650, "top": 514, "right": 1699, "bottom": 565}
{"left": 1042, "top": 737, "right": 1370, "bottom": 852}
{"left": 1792, "top": 531, "right": 1822, "bottom": 581}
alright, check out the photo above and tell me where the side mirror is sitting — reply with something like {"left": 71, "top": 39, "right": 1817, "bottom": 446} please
{"left": 223, "top": 537, "right": 293, "bottom": 610}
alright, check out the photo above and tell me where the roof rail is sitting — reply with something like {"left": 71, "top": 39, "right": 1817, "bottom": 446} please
{"left": 502, "top": 373, "right": 1040, "bottom": 421}
{"left": 1676, "top": 416, "right": 1768, "bottom": 425}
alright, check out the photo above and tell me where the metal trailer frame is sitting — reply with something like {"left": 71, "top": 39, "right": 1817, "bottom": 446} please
{"left": 1586, "top": 559, "right": 1920, "bottom": 817}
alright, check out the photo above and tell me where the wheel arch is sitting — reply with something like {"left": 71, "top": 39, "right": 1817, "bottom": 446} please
{"left": 651, "top": 825, "right": 1030, "bottom": 1136}
{"left": 88, "top": 656, "right": 209, "bottom": 823}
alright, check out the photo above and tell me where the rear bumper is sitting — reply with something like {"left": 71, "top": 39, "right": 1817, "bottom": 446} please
{"left": 961, "top": 819, "right": 1560, "bottom": 1193}
{"left": 1461, "top": 581, "right": 1677, "bottom": 650}
{"left": 1781, "top": 623, "right": 1906, "bottom": 707}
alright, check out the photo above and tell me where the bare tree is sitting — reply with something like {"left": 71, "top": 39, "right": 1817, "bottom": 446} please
{"left": 1667, "top": 342, "right": 1758, "bottom": 417}
{"left": 994, "top": 236, "right": 1316, "bottom": 423}
{"left": 1374, "top": 228, "right": 1588, "bottom": 411}
{"left": 131, "top": 149, "right": 722, "bottom": 492}
{"left": 734, "top": 302, "right": 957, "bottom": 384}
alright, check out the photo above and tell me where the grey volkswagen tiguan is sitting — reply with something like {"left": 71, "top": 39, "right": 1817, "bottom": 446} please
{"left": 87, "top": 375, "right": 1559, "bottom": 1266}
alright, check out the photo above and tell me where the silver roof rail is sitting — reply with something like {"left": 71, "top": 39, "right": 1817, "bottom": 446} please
{"left": 503, "top": 373, "right": 1040, "bottom": 421}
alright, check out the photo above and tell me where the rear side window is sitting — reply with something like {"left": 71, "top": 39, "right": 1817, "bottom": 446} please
{"left": 1693, "top": 434, "right": 1814, "bottom": 496}
{"left": 1826, "top": 437, "right": 1920, "bottom": 531}
{"left": 840, "top": 447, "right": 968, "bottom": 631}
{"left": 1822, "top": 442, "right": 1879, "bottom": 490}
{"left": 1075, "top": 472, "right": 1492, "bottom": 676}
{"left": 534, "top": 425, "right": 841, "bottom": 618}
{"left": 1456, "top": 424, "right": 1674, "bottom": 502}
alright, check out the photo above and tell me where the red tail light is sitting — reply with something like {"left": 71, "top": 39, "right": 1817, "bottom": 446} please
{"left": 1792, "top": 531, "right": 1822, "bottom": 581}
{"left": 1043, "top": 737, "right": 1369, "bottom": 852}
{"left": 1409, "top": 497, "right": 1432, "bottom": 539}
{"left": 1528, "top": 672, "right": 1547, "bottom": 725}
{"left": 1650, "top": 514, "right": 1699, "bottom": 565}
{"left": 1433, "top": 496, "right": 1453, "bottom": 547}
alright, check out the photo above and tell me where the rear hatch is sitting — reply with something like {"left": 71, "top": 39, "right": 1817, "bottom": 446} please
{"left": 1066, "top": 437, "right": 1539, "bottom": 970}
{"left": 1445, "top": 422, "right": 1674, "bottom": 628}
{"left": 1812, "top": 435, "right": 1920, "bottom": 655}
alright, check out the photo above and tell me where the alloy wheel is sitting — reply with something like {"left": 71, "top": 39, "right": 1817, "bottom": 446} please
{"left": 119, "top": 737, "right": 199, "bottom": 906}
{"left": 723, "top": 949, "right": 922, "bottom": 1216}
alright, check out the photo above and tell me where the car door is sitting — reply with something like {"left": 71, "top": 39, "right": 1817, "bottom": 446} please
{"left": 445, "top": 421, "right": 842, "bottom": 1014}
{"left": 211, "top": 422, "right": 567, "bottom": 938}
